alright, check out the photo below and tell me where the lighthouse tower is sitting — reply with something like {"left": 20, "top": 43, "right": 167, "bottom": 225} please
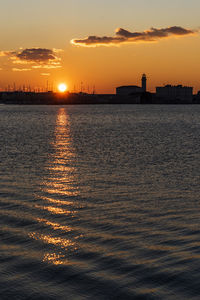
{"left": 142, "top": 74, "right": 147, "bottom": 92}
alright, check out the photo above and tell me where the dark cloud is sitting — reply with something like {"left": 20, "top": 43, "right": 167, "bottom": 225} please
{"left": 116, "top": 26, "right": 194, "bottom": 40}
{"left": 71, "top": 35, "right": 125, "bottom": 46}
{"left": 115, "top": 28, "right": 141, "bottom": 38}
{"left": 0, "top": 48, "right": 62, "bottom": 69}
{"left": 16, "top": 48, "right": 57, "bottom": 62}
{"left": 71, "top": 26, "right": 196, "bottom": 47}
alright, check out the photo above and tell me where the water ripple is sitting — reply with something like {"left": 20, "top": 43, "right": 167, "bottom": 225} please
{"left": 1, "top": 105, "right": 200, "bottom": 299}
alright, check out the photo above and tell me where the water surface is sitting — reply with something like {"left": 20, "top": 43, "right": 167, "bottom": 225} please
{"left": 0, "top": 105, "right": 200, "bottom": 299}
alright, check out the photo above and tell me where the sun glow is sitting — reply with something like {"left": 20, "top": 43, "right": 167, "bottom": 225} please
{"left": 58, "top": 83, "right": 67, "bottom": 93}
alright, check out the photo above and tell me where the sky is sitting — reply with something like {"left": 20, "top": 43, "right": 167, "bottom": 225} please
{"left": 0, "top": 0, "right": 200, "bottom": 93}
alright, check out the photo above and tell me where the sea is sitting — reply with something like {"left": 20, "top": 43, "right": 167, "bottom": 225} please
{"left": 0, "top": 104, "right": 200, "bottom": 299}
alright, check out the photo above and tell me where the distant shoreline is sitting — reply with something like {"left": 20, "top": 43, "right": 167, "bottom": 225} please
{"left": 0, "top": 91, "right": 200, "bottom": 105}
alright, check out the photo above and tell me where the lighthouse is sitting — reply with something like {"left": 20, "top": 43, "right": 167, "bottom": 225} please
{"left": 142, "top": 74, "right": 147, "bottom": 92}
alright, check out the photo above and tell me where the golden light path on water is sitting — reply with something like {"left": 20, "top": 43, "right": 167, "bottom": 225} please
{"left": 30, "top": 108, "right": 80, "bottom": 265}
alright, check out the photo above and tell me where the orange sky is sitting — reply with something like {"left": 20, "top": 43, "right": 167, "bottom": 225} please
{"left": 0, "top": 0, "right": 200, "bottom": 93}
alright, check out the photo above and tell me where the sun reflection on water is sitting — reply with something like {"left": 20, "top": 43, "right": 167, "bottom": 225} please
{"left": 42, "top": 205, "right": 74, "bottom": 215}
{"left": 39, "top": 195, "right": 73, "bottom": 206}
{"left": 31, "top": 108, "right": 80, "bottom": 265}
{"left": 37, "top": 218, "right": 72, "bottom": 232}
{"left": 46, "top": 107, "right": 79, "bottom": 198}
{"left": 30, "top": 232, "right": 75, "bottom": 248}
{"left": 43, "top": 253, "right": 66, "bottom": 265}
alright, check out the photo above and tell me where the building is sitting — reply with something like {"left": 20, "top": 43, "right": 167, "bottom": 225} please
{"left": 193, "top": 91, "right": 200, "bottom": 104}
{"left": 156, "top": 85, "right": 193, "bottom": 103}
{"left": 116, "top": 85, "right": 142, "bottom": 96}
{"left": 142, "top": 74, "right": 147, "bottom": 92}
{"left": 116, "top": 74, "right": 147, "bottom": 96}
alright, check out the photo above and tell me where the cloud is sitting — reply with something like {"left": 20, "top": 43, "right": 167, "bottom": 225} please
{"left": 52, "top": 48, "right": 64, "bottom": 53}
{"left": 32, "top": 65, "right": 61, "bottom": 69}
{"left": 116, "top": 26, "right": 194, "bottom": 40}
{"left": 71, "top": 36, "right": 125, "bottom": 47}
{"left": 71, "top": 26, "right": 196, "bottom": 47}
{"left": 41, "top": 73, "right": 50, "bottom": 76}
{"left": 12, "top": 68, "right": 32, "bottom": 72}
{"left": 16, "top": 48, "right": 57, "bottom": 62}
{"left": 1, "top": 48, "right": 62, "bottom": 69}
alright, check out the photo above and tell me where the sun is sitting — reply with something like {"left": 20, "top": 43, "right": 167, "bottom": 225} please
{"left": 58, "top": 83, "right": 67, "bottom": 93}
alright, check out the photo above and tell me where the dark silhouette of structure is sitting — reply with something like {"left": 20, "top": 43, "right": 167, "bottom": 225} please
{"left": 142, "top": 74, "right": 147, "bottom": 92}
{"left": 116, "top": 74, "right": 147, "bottom": 97}
{"left": 156, "top": 85, "right": 193, "bottom": 103}
{"left": 0, "top": 73, "right": 199, "bottom": 105}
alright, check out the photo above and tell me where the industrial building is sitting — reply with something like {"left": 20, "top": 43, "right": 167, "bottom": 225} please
{"left": 156, "top": 85, "right": 193, "bottom": 103}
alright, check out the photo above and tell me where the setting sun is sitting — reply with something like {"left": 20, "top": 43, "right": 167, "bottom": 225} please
{"left": 58, "top": 83, "right": 67, "bottom": 93}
